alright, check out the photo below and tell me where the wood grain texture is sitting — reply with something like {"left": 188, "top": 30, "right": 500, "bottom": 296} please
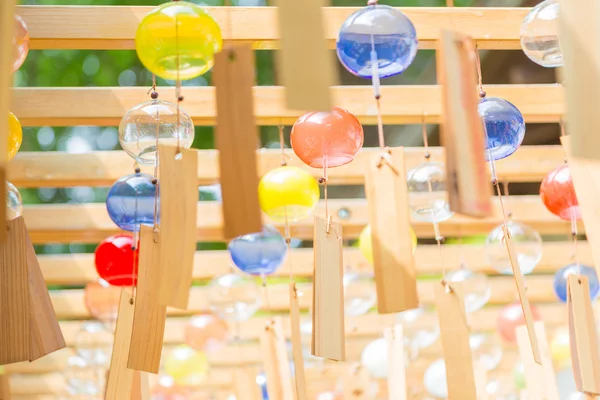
{"left": 0, "top": 217, "right": 30, "bottom": 364}
{"left": 157, "top": 145, "right": 198, "bottom": 309}
{"left": 128, "top": 226, "right": 166, "bottom": 374}
{"left": 105, "top": 289, "right": 135, "bottom": 400}
{"left": 213, "top": 45, "right": 262, "bottom": 240}
{"left": 435, "top": 283, "right": 477, "bottom": 400}
{"left": 312, "top": 216, "right": 345, "bottom": 361}
{"left": 0, "top": 375, "right": 10, "bottom": 400}
{"left": 365, "top": 149, "right": 418, "bottom": 313}
{"left": 9, "top": 85, "right": 566, "bottom": 127}
{"left": 17, "top": 6, "right": 530, "bottom": 50}
{"left": 129, "top": 371, "right": 150, "bottom": 400}
{"left": 289, "top": 284, "right": 307, "bottom": 400}
{"left": 385, "top": 325, "right": 407, "bottom": 400}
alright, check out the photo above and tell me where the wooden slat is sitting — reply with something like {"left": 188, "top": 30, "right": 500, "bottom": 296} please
{"left": 21, "top": 196, "right": 575, "bottom": 244}
{"left": 34, "top": 241, "right": 595, "bottom": 286}
{"left": 48, "top": 275, "right": 573, "bottom": 320}
{"left": 8, "top": 146, "right": 564, "bottom": 188}
{"left": 10, "top": 85, "right": 564, "bottom": 127}
{"left": 17, "top": 6, "right": 529, "bottom": 51}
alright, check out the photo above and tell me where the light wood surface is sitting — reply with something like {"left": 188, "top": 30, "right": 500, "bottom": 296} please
{"left": 11, "top": 85, "right": 564, "bottom": 127}
{"left": 17, "top": 6, "right": 530, "bottom": 50}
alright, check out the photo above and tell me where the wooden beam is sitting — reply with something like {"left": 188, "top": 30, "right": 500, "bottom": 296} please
{"left": 17, "top": 6, "right": 529, "bottom": 51}
{"left": 10, "top": 85, "right": 564, "bottom": 127}
{"left": 8, "top": 146, "right": 564, "bottom": 188}
{"left": 36, "top": 241, "right": 588, "bottom": 286}
{"left": 21, "top": 196, "right": 573, "bottom": 244}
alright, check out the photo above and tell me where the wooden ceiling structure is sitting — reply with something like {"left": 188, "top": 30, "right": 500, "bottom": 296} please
{"left": 4, "top": 4, "right": 577, "bottom": 400}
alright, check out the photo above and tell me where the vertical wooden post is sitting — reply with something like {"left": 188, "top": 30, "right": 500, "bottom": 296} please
{"left": 157, "top": 144, "right": 198, "bottom": 310}
{"left": 384, "top": 324, "right": 407, "bottom": 400}
{"left": 435, "top": 282, "right": 477, "bottom": 400}
{"left": 274, "top": 0, "right": 335, "bottom": 111}
{"left": 0, "top": 374, "right": 10, "bottom": 400}
{"left": 128, "top": 225, "right": 167, "bottom": 373}
{"left": 289, "top": 283, "right": 307, "bottom": 400}
{"left": 534, "top": 322, "right": 560, "bottom": 400}
{"left": 312, "top": 216, "right": 345, "bottom": 361}
{"left": 213, "top": 45, "right": 262, "bottom": 240}
{"left": 260, "top": 317, "right": 293, "bottom": 400}
{"left": 234, "top": 367, "right": 263, "bottom": 400}
{"left": 365, "top": 148, "right": 418, "bottom": 313}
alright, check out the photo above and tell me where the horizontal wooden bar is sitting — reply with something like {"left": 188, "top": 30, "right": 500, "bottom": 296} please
{"left": 18, "top": 6, "right": 529, "bottom": 51}
{"left": 9, "top": 146, "right": 564, "bottom": 188}
{"left": 38, "top": 241, "right": 590, "bottom": 286}
{"left": 22, "top": 196, "right": 574, "bottom": 244}
{"left": 11, "top": 85, "right": 564, "bottom": 127}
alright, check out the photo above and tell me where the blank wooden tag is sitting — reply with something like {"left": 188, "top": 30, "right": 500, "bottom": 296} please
{"left": 384, "top": 325, "right": 407, "bottom": 400}
{"left": 128, "top": 225, "right": 167, "bottom": 374}
{"left": 516, "top": 324, "right": 544, "bottom": 398}
{"left": 213, "top": 45, "right": 262, "bottom": 240}
{"left": 365, "top": 148, "right": 418, "bottom": 313}
{"left": 274, "top": 0, "right": 335, "bottom": 111}
{"left": 341, "top": 364, "right": 370, "bottom": 400}
{"left": 0, "top": 374, "right": 10, "bottom": 400}
{"left": 289, "top": 283, "right": 307, "bottom": 400}
{"left": 503, "top": 224, "right": 542, "bottom": 364}
{"left": 0, "top": 216, "right": 30, "bottom": 364}
{"left": 562, "top": 136, "right": 600, "bottom": 279}
{"left": 434, "top": 282, "right": 477, "bottom": 400}
{"left": 436, "top": 30, "right": 492, "bottom": 218}
{"left": 259, "top": 317, "right": 294, "bottom": 400}
{"left": 568, "top": 274, "right": 600, "bottom": 394}
{"left": 130, "top": 371, "right": 150, "bottom": 400}
{"left": 234, "top": 367, "right": 263, "bottom": 400}
{"left": 312, "top": 216, "right": 345, "bottom": 361}
{"left": 106, "top": 288, "right": 136, "bottom": 400}
{"left": 26, "top": 234, "right": 65, "bottom": 361}
{"left": 157, "top": 144, "right": 198, "bottom": 310}
{"left": 558, "top": 0, "right": 600, "bottom": 160}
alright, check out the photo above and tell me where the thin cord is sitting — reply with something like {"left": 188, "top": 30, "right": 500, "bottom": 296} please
{"left": 261, "top": 273, "right": 272, "bottom": 312}
{"left": 174, "top": 13, "right": 182, "bottom": 157}
{"left": 277, "top": 126, "right": 294, "bottom": 281}
{"left": 503, "top": 181, "right": 512, "bottom": 219}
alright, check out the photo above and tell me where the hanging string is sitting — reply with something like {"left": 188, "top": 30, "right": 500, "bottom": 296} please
{"left": 174, "top": 11, "right": 183, "bottom": 158}
{"left": 277, "top": 126, "right": 296, "bottom": 283}
{"left": 421, "top": 119, "right": 447, "bottom": 278}
{"left": 130, "top": 161, "right": 142, "bottom": 304}
{"left": 503, "top": 181, "right": 512, "bottom": 219}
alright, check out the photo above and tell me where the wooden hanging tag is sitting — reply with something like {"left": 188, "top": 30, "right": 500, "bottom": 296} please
{"left": 0, "top": 374, "right": 10, "bottom": 400}
{"left": 341, "top": 364, "right": 370, "bottom": 400}
{"left": 534, "top": 322, "right": 560, "bottom": 400}
{"left": 128, "top": 225, "right": 167, "bottom": 374}
{"left": 384, "top": 324, "right": 407, "bottom": 400}
{"left": 364, "top": 147, "right": 418, "bottom": 313}
{"left": 234, "top": 367, "right": 263, "bottom": 400}
{"left": 289, "top": 283, "right": 307, "bottom": 400}
{"left": 26, "top": 233, "right": 65, "bottom": 361}
{"left": 130, "top": 371, "right": 150, "bottom": 400}
{"left": 213, "top": 45, "right": 262, "bottom": 240}
{"left": 274, "top": 0, "right": 335, "bottom": 111}
{"left": 568, "top": 274, "right": 600, "bottom": 394}
{"left": 561, "top": 136, "right": 600, "bottom": 279}
{"left": 259, "top": 317, "right": 294, "bottom": 400}
{"left": 434, "top": 282, "right": 477, "bottom": 400}
{"left": 437, "top": 30, "right": 492, "bottom": 218}
{"left": 312, "top": 216, "right": 345, "bottom": 361}
{"left": 558, "top": 0, "right": 600, "bottom": 160}
{"left": 105, "top": 288, "right": 136, "bottom": 400}
{"left": 473, "top": 361, "right": 488, "bottom": 400}
{"left": 516, "top": 324, "right": 544, "bottom": 398}
{"left": 0, "top": 216, "right": 30, "bottom": 364}
{"left": 502, "top": 224, "right": 542, "bottom": 364}
{"left": 157, "top": 144, "right": 198, "bottom": 310}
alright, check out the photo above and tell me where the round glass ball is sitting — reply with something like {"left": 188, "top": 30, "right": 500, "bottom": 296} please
{"left": 485, "top": 220, "right": 543, "bottom": 275}
{"left": 258, "top": 166, "right": 320, "bottom": 223}
{"left": 94, "top": 234, "right": 137, "bottom": 286}
{"left": 396, "top": 306, "right": 440, "bottom": 353}
{"left": 206, "top": 273, "right": 261, "bottom": 322}
{"left": 540, "top": 164, "right": 580, "bottom": 221}
{"left": 228, "top": 226, "right": 287, "bottom": 276}
{"left": 83, "top": 280, "right": 121, "bottom": 327}
{"left": 184, "top": 313, "right": 229, "bottom": 353}
{"left": 336, "top": 4, "right": 418, "bottom": 79}
{"left": 6, "top": 181, "right": 23, "bottom": 220}
{"left": 498, "top": 301, "right": 541, "bottom": 343}
{"left": 12, "top": 15, "right": 29, "bottom": 73}
{"left": 74, "top": 321, "right": 113, "bottom": 367}
{"left": 163, "top": 345, "right": 209, "bottom": 386}
{"left": 118, "top": 100, "right": 194, "bottom": 165}
{"left": 554, "top": 263, "right": 600, "bottom": 303}
{"left": 290, "top": 107, "right": 364, "bottom": 168}
{"left": 135, "top": 1, "right": 222, "bottom": 80}
{"left": 520, "top": 0, "right": 562, "bottom": 68}
{"left": 343, "top": 271, "right": 376, "bottom": 317}
{"left": 479, "top": 97, "right": 525, "bottom": 161}
{"left": 361, "top": 338, "right": 389, "bottom": 378}
{"left": 444, "top": 269, "right": 491, "bottom": 313}
{"left": 423, "top": 359, "right": 447, "bottom": 399}
{"left": 8, "top": 112, "right": 22, "bottom": 161}
{"left": 406, "top": 162, "right": 454, "bottom": 223}
{"left": 106, "top": 172, "right": 158, "bottom": 232}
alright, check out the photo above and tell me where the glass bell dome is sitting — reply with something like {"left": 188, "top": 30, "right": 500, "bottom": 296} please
{"left": 479, "top": 97, "right": 526, "bottom": 161}
{"left": 520, "top": 0, "right": 562, "bottom": 68}
{"left": 105, "top": 172, "right": 158, "bottom": 232}
{"left": 119, "top": 100, "right": 194, "bottom": 165}
{"left": 207, "top": 273, "right": 261, "bottom": 322}
{"left": 228, "top": 226, "right": 287, "bottom": 276}
{"left": 444, "top": 269, "right": 491, "bottom": 313}
{"left": 12, "top": 15, "right": 29, "bottom": 73}
{"left": 406, "top": 162, "right": 454, "bottom": 223}
{"left": 6, "top": 181, "right": 23, "bottom": 220}
{"left": 336, "top": 4, "right": 418, "bottom": 79}
{"left": 485, "top": 220, "right": 543, "bottom": 275}
{"left": 554, "top": 263, "right": 600, "bottom": 303}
